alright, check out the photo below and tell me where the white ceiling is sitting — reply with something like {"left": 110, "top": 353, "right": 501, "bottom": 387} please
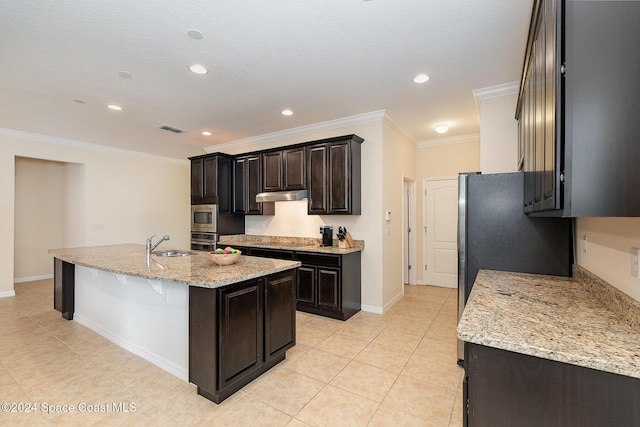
{"left": 1, "top": 0, "right": 532, "bottom": 159}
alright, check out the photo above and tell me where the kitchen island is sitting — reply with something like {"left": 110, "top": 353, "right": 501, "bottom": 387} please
{"left": 458, "top": 267, "right": 640, "bottom": 426}
{"left": 49, "top": 244, "right": 300, "bottom": 403}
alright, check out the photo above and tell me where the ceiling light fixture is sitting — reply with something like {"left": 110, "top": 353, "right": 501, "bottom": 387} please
{"left": 413, "top": 73, "right": 430, "bottom": 84}
{"left": 107, "top": 104, "right": 123, "bottom": 111}
{"left": 189, "top": 64, "right": 208, "bottom": 75}
{"left": 118, "top": 71, "right": 133, "bottom": 78}
{"left": 187, "top": 29, "right": 204, "bottom": 40}
{"left": 202, "top": 131, "right": 212, "bottom": 136}
{"left": 435, "top": 124, "right": 449, "bottom": 134}
{"left": 281, "top": 109, "right": 293, "bottom": 116}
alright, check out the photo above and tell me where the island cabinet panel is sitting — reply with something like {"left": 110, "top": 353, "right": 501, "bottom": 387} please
{"left": 264, "top": 270, "right": 296, "bottom": 361}
{"left": 189, "top": 269, "right": 297, "bottom": 404}
{"left": 465, "top": 342, "right": 640, "bottom": 427}
{"left": 53, "top": 258, "right": 74, "bottom": 320}
{"left": 217, "top": 279, "right": 263, "bottom": 391}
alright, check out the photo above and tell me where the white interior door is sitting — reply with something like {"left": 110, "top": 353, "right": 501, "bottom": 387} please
{"left": 423, "top": 178, "right": 458, "bottom": 288}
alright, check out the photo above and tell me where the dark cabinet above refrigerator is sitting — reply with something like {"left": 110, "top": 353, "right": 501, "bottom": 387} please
{"left": 516, "top": 0, "right": 640, "bottom": 217}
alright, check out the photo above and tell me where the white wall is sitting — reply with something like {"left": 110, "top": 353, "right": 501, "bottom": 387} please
{"left": 381, "top": 121, "right": 417, "bottom": 309}
{"left": 576, "top": 218, "right": 640, "bottom": 302}
{"left": 0, "top": 130, "right": 191, "bottom": 296}
{"left": 477, "top": 91, "right": 519, "bottom": 173}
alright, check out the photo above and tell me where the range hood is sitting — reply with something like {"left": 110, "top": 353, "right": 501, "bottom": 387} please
{"left": 256, "top": 190, "right": 308, "bottom": 203}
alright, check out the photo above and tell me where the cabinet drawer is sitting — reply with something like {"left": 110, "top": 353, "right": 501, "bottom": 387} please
{"left": 294, "top": 252, "right": 341, "bottom": 267}
{"left": 250, "top": 248, "right": 294, "bottom": 260}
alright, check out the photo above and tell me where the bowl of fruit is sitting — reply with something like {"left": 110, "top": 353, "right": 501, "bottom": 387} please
{"left": 209, "top": 247, "right": 242, "bottom": 265}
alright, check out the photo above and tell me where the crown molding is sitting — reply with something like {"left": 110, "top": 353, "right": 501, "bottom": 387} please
{"left": 418, "top": 133, "right": 480, "bottom": 149}
{"left": 204, "top": 110, "right": 387, "bottom": 153}
{"left": 382, "top": 113, "right": 416, "bottom": 145}
{"left": 472, "top": 81, "right": 519, "bottom": 101}
{"left": 0, "top": 128, "right": 188, "bottom": 164}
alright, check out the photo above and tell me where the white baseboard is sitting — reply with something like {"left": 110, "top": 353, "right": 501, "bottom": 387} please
{"left": 361, "top": 289, "right": 405, "bottom": 315}
{"left": 382, "top": 291, "right": 404, "bottom": 313}
{"left": 74, "top": 314, "right": 188, "bottom": 382}
{"left": 14, "top": 274, "right": 54, "bottom": 283}
{"left": 0, "top": 290, "right": 16, "bottom": 298}
{"left": 361, "top": 304, "right": 383, "bottom": 314}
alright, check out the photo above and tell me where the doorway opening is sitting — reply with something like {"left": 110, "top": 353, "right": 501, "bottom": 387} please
{"left": 14, "top": 156, "right": 84, "bottom": 284}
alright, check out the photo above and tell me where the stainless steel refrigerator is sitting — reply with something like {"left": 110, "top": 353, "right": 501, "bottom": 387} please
{"left": 457, "top": 172, "right": 573, "bottom": 363}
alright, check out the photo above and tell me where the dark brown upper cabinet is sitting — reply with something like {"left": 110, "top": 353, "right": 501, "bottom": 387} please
{"left": 234, "top": 154, "right": 273, "bottom": 215}
{"left": 263, "top": 147, "right": 306, "bottom": 192}
{"left": 307, "top": 135, "right": 363, "bottom": 215}
{"left": 189, "top": 154, "right": 234, "bottom": 212}
{"left": 194, "top": 134, "right": 362, "bottom": 216}
{"left": 517, "top": 0, "right": 640, "bottom": 217}
{"left": 263, "top": 151, "right": 283, "bottom": 192}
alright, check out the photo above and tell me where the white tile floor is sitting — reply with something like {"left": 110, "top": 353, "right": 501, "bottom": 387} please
{"left": 0, "top": 279, "right": 463, "bottom": 426}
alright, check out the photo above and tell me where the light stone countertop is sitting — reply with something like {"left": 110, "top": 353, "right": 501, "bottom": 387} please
{"left": 49, "top": 244, "right": 301, "bottom": 289}
{"left": 219, "top": 235, "right": 364, "bottom": 255}
{"left": 458, "top": 268, "right": 640, "bottom": 379}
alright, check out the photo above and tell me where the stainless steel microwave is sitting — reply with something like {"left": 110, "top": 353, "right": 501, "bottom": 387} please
{"left": 191, "top": 204, "right": 217, "bottom": 233}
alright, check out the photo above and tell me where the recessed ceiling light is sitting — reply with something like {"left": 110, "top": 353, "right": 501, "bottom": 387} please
{"left": 413, "top": 73, "right": 430, "bottom": 84}
{"left": 189, "top": 64, "right": 208, "bottom": 75}
{"left": 118, "top": 71, "right": 133, "bottom": 78}
{"left": 107, "top": 104, "right": 123, "bottom": 111}
{"left": 187, "top": 29, "right": 204, "bottom": 40}
{"left": 435, "top": 124, "right": 448, "bottom": 134}
{"left": 281, "top": 109, "right": 293, "bottom": 116}
{"left": 73, "top": 99, "right": 87, "bottom": 104}
{"left": 202, "top": 131, "right": 212, "bottom": 136}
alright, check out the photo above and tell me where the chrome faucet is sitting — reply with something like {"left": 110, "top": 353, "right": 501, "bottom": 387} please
{"left": 146, "top": 234, "right": 170, "bottom": 257}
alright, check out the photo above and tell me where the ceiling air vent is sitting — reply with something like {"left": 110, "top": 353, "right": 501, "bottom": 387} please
{"left": 159, "top": 124, "right": 185, "bottom": 133}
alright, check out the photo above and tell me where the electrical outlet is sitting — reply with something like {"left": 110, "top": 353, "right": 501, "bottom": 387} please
{"left": 631, "top": 247, "right": 639, "bottom": 278}
{"left": 582, "top": 235, "right": 588, "bottom": 254}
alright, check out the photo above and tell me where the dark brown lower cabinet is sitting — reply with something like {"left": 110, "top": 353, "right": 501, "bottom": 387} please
{"left": 294, "top": 251, "right": 361, "bottom": 320}
{"left": 464, "top": 342, "right": 640, "bottom": 427}
{"left": 189, "top": 269, "right": 297, "bottom": 404}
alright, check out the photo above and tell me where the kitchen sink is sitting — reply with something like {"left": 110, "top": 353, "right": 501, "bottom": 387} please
{"left": 153, "top": 250, "right": 193, "bottom": 257}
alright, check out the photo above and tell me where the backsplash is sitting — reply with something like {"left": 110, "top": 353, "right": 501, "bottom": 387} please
{"left": 575, "top": 265, "right": 640, "bottom": 329}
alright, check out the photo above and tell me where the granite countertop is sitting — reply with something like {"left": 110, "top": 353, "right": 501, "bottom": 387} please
{"left": 49, "top": 244, "right": 301, "bottom": 289}
{"left": 458, "top": 267, "right": 640, "bottom": 379}
{"left": 219, "top": 235, "right": 364, "bottom": 255}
